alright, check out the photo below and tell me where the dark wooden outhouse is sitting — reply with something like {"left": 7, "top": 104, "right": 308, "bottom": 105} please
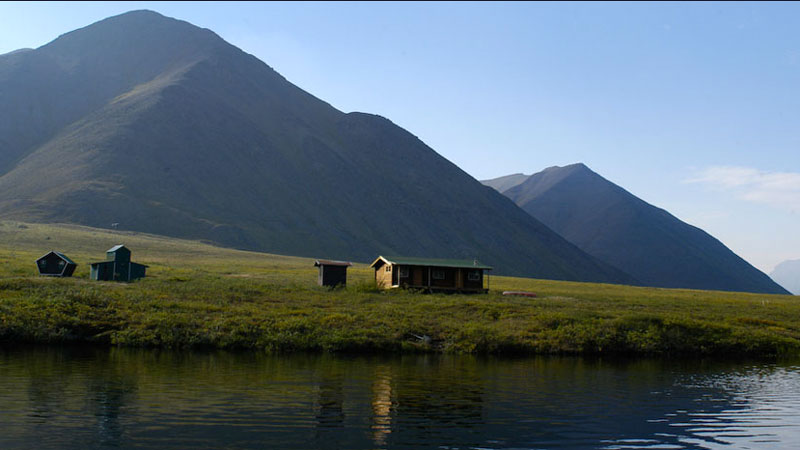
{"left": 90, "top": 245, "right": 147, "bottom": 282}
{"left": 314, "top": 260, "right": 352, "bottom": 287}
{"left": 370, "top": 256, "right": 492, "bottom": 293}
{"left": 35, "top": 251, "right": 77, "bottom": 277}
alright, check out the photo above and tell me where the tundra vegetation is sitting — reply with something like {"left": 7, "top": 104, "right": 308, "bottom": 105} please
{"left": 0, "top": 221, "right": 798, "bottom": 356}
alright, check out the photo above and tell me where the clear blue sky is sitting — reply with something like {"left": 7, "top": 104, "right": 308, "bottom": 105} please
{"left": 2, "top": 2, "right": 798, "bottom": 274}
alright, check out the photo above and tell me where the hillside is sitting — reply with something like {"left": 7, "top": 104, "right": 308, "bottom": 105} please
{"left": 771, "top": 260, "right": 800, "bottom": 295}
{"left": 0, "top": 10, "right": 633, "bottom": 283}
{"left": 483, "top": 164, "right": 789, "bottom": 295}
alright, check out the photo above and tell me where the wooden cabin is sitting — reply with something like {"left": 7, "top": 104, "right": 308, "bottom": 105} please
{"left": 90, "top": 245, "right": 147, "bottom": 282}
{"left": 35, "top": 251, "right": 77, "bottom": 277}
{"left": 314, "top": 260, "right": 352, "bottom": 287}
{"left": 370, "top": 256, "right": 492, "bottom": 293}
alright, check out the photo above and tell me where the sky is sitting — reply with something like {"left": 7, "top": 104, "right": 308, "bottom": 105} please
{"left": 1, "top": 1, "right": 798, "bottom": 274}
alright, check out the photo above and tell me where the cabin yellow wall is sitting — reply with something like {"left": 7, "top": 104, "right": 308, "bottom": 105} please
{"left": 375, "top": 263, "right": 393, "bottom": 289}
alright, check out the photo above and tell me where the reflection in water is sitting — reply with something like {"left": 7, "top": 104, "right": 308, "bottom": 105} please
{"left": 371, "top": 365, "right": 393, "bottom": 447}
{"left": 87, "top": 373, "right": 137, "bottom": 448}
{"left": 315, "top": 376, "right": 344, "bottom": 427}
{"left": 313, "top": 368, "right": 346, "bottom": 449}
{"left": 0, "top": 346, "right": 799, "bottom": 449}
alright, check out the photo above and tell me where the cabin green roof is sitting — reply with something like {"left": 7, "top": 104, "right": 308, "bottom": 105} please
{"left": 370, "top": 256, "right": 492, "bottom": 270}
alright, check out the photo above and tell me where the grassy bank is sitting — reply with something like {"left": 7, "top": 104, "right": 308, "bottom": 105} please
{"left": 1, "top": 220, "right": 798, "bottom": 356}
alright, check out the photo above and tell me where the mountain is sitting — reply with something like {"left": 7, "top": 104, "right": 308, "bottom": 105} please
{"left": 771, "top": 260, "right": 800, "bottom": 295}
{"left": 483, "top": 164, "right": 790, "bottom": 294}
{"left": 480, "top": 173, "right": 529, "bottom": 193}
{"left": 0, "top": 10, "right": 635, "bottom": 283}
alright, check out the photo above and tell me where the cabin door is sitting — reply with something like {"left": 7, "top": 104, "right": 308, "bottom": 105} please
{"left": 413, "top": 267, "right": 423, "bottom": 286}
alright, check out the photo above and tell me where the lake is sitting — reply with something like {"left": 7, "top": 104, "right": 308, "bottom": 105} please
{"left": 0, "top": 346, "right": 798, "bottom": 449}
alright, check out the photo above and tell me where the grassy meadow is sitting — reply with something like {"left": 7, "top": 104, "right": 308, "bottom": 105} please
{"left": 1, "top": 220, "right": 798, "bottom": 356}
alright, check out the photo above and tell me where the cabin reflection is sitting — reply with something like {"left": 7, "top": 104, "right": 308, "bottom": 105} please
{"left": 87, "top": 376, "right": 137, "bottom": 448}
{"left": 366, "top": 356, "right": 486, "bottom": 448}
{"left": 371, "top": 365, "right": 393, "bottom": 447}
{"left": 314, "top": 377, "right": 345, "bottom": 428}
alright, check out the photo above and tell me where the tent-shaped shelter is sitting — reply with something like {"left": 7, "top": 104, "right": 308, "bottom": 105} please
{"left": 35, "top": 251, "right": 78, "bottom": 277}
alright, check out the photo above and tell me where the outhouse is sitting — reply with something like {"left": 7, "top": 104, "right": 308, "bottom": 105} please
{"left": 90, "top": 245, "right": 147, "bottom": 282}
{"left": 35, "top": 251, "right": 77, "bottom": 277}
{"left": 314, "top": 260, "right": 352, "bottom": 287}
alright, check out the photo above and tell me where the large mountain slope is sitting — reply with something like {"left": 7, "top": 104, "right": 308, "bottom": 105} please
{"left": 0, "top": 10, "right": 634, "bottom": 283}
{"left": 771, "top": 260, "right": 800, "bottom": 295}
{"left": 483, "top": 164, "right": 789, "bottom": 294}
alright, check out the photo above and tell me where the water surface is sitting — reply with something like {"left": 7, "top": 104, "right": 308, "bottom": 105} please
{"left": 1, "top": 346, "right": 798, "bottom": 449}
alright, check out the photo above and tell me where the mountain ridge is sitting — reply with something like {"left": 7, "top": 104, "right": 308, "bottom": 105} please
{"left": 483, "top": 164, "right": 790, "bottom": 294}
{"left": 0, "top": 10, "right": 635, "bottom": 283}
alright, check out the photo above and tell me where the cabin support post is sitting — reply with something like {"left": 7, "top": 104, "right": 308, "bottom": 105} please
{"left": 428, "top": 266, "right": 431, "bottom": 293}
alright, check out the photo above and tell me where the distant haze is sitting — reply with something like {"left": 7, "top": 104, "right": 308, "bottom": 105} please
{"left": 771, "top": 260, "right": 800, "bottom": 295}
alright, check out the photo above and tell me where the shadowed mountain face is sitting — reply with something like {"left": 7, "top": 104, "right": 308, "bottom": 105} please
{"left": 0, "top": 10, "right": 636, "bottom": 282}
{"left": 771, "top": 260, "right": 800, "bottom": 295}
{"left": 483, "top": 164, "right": 790, "bottom": 294}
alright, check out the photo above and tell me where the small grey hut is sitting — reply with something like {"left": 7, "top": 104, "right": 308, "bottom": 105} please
{"left": 314, "top": 260, "right": 352, "bottom": 287}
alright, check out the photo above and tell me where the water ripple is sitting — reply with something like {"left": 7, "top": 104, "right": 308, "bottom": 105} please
{"left": 1, "top": 348, "right": 800, "bottom": 449}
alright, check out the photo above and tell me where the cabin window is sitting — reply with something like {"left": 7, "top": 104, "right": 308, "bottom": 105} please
{"left": 468, "top": 270, "right": 480, "bottom": 281}
{"left": 432, "top": 269, "right": 445, "bottom": 280}
{"left": 385, "top": 266, "right": 391, "bottom": 272}
{"left": 398, "top": 267, "right": 409, "bottom": 278}
{"left": 58, "top": 260, "right": 65, "bottom": 268}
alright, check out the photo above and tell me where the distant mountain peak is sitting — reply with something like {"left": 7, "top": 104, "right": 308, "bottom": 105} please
{"left": 545, "top": 162, "right": 588, "bottom": 170}
{"left": 539, "top": 162, "right": 593, "bottom": 177}
{"left": 480, "top": 173, "right": 531, "bottom": 193}
{"left": 484, "top": 164, "right": 790, "bottom": 295}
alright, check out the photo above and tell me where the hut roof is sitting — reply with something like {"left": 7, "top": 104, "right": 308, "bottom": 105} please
{"left": 370, "top": 256, "right": 492, "bottom": 270}
{"left": 314, "top": 259, "right": 352, "bottom": 267}
{"left": 36, "top": 251, "right": 77, "bottom": 265}
{"left": 107, "top": 244, "right": 128, "bottom": 253}
{"left": 53, "top": 252, "right": 77, "bottom": 265}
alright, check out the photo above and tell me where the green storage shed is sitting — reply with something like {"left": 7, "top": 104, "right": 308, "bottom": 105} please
{"left": 90, "top": 245, "right": 147, "bottom": 282}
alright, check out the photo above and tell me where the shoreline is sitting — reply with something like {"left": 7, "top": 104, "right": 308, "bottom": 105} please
{"left": 2, "top": 276, "right": 798, "bottom": 357}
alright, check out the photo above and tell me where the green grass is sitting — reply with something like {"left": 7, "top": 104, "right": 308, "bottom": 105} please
{"left": 1, "top": 220, "right": 798, "bottom": 356}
